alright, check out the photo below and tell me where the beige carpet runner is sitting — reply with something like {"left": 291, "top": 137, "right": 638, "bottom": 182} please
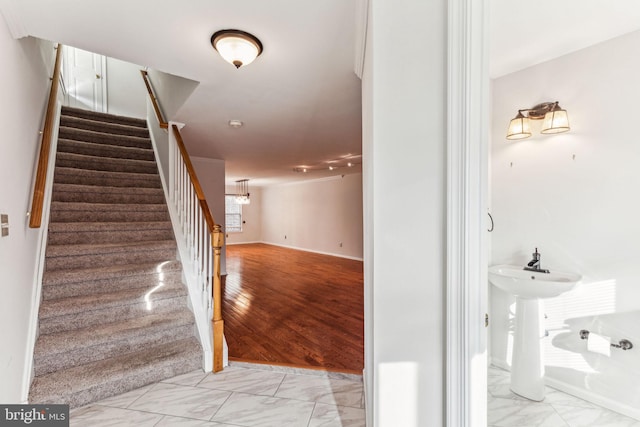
{"left": 29, "top": 106, "right": 202, "bottom": 408}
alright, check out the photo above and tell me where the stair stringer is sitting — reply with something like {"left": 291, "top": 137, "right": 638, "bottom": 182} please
{"left": 146, "top": 118, "right": 228, "bottom": 372}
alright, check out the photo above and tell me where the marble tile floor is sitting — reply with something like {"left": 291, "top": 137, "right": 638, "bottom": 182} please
{"left": 488, "top": 366, "right": 640, "bottom": 427}
{"left": 70, "top": 362, "right": 365, "bottom": 427}
{"left": 71, "top": 362, "right": 639, "bottom": 426}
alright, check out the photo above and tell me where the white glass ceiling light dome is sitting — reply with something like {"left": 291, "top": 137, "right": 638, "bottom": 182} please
{"left": 211, "top": 30, "right": 263, "bottom": 69}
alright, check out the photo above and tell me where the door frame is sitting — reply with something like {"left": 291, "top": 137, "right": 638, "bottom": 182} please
{"left": 446, "top": 0, "right": 490, "bottom": 426}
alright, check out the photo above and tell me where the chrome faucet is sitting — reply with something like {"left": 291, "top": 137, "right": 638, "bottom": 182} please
{"left": 524, "top": 248, "right": 550, "bottom": 273}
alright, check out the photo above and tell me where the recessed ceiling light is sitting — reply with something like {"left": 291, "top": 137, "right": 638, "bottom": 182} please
{"left": 228, "top": 120, "right": 243, "bottom": 128}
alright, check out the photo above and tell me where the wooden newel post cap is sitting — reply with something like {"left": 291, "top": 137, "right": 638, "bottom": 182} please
{"left": 212, "top": 224, "right": 224, "bottom": 248}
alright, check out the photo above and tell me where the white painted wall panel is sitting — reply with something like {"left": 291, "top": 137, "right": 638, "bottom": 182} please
{"left": 0, "top": 33, "right": 52, "bottom": 402}
{"left": 363, "top": 0, "right": 447, "bottom": 424}
{"left": 105, "top": 57, "right": 146, "bottom": 118}
{"left": 191, "top": 157, "right": 226, "bottom": 275}
{"left": 260, "top": 174, "right": 363, "bottom": 260}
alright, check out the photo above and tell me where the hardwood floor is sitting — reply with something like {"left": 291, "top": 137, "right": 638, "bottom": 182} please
{"left": 223, "top": 243, "right": 364, "bottom": 373}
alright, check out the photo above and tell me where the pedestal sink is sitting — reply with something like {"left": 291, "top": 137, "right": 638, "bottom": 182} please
{"left": 489, "top": 265, "right": 581, "bottom": 401}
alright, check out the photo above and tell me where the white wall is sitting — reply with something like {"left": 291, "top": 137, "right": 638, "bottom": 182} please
{"left": 192, "top": 157, "right": 226, "bottom": 275}
{"left": 105, "top": 56, "right": 146, "bottom": 118}
{"left": 146, "top": 68, "right": 199, "bottom": 120}
{"left": 224, "top": 185, "right": 262, "bottom": 245}
{"left": 491, "top": 29, "right": 640, "bottom": 418}
{"left": 363, "top": 0, "right": 446, "bottom": 425}
{"left": 261, "top": 174, "right": 363, "bottom": 260}
{"left": 0, "top": 29, "right": 53, "bottom": 401}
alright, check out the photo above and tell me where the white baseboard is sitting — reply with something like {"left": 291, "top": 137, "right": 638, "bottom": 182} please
{"left": 226, "top": 241, "right": 262, "bottom": 246}
{"left": 544, "top": 377, "right": 640, "bottom": 421}
{"left": 490, "top": 357, "right": 640, "bottom": 421}
{"left": 363, "top": 368, "right": 371, "bottom": 426}
{"left": 261, "top": 241, "right": 364, "bottom": 261}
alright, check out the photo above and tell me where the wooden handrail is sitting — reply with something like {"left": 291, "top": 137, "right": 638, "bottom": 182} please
{"left": 29, "top": 44, "right": 63, "bottom": 228}
{"left": 171, "top": 124, "right": 215, "bottom": 233}
{"left": 140, "top": 70, "right": 168, "bottom": 129}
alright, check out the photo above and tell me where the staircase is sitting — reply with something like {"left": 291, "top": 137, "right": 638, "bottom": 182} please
{"left": 29, "top": 106, "right": 202, "bottom": 408}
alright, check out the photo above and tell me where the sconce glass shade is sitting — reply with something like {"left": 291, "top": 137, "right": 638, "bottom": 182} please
{"left": 211, "top": 30, "right": 263, "bottom": 69}
{"left": 541, "top": 104, "right": 570, "bottom": 134}
{"left": 506, "top": 112, "right": 532, "bottom": 140}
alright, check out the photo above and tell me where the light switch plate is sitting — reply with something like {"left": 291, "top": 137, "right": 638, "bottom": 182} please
{"left": 1, "top": 214, "right": 8, "bottom": 237}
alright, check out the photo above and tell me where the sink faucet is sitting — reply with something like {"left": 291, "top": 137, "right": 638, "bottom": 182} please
{"left": 524, "top": 248, "right": 550, "bottom": 273}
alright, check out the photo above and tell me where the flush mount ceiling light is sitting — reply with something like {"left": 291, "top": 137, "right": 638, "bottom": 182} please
{"left": 211, "top": 29, "right": 263, "bottom": 69}
{"left": 228, "top": 119, "right": 243, "bottom": 128}
{"left": 506, "top": 101, "right": 570, "bottom": 140}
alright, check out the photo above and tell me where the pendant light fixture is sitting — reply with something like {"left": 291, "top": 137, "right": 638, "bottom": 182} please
{"left": 211, "top": 29, "right": 263, "bottom": 69}
{"left": 235, "top": 179, "right": 250, "bottom": 204}
{"left": 506, "top": 101, "right": 570, "bottom": 140}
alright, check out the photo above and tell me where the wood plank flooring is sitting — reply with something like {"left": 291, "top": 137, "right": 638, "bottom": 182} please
{"left": 223, "top": 243, "right": 364, "bottom": 373}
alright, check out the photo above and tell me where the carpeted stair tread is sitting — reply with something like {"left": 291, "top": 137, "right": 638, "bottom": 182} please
{"left": 49, "top": 221, "right": 172, "bottom": 233}
{"left": 48, "top": 221, "right": 174, "bottom": 245}
{"left": 41, "top": 261, "right": 183, "bottom": 300}
{"left": 43, "top": 260, "right": 182, "bottom": 286}
{"left": 45, "top": 248, "right": 177, "bottom": 271}
{"left": 53, "top": 167, "right": 162, "bottom": 189}
{"left": 29, "top": 338, "right": 202, "bottom": 408}
{"left": 52, "top": 183, "right": 165, "bottom": 204}
{"left": 34, "top": 310, "right": 195, "bottom": 376}
{"left": 52, "top": 183, "right": 163, "bottom": 196}
{"left": 60, "top": 115, "right": 150, "bottom": 138}
{"left": 45, "top": 240, "right": 177, "bottom": 271}
{"left": 58, "top": 126, "right": 152, "bottom": 149}
{"left": 38, "top": 294, "right": 189, "bottom": 335}
{"left": 61, "top": 106, "right": 147, "bottom": 128}
{"left": 46, "top": 239, "right": 176, "bottom": 258}
{"left": 56, "top": 151, "right": 158, "bottom": 174}
{"left": 37, "top": 310, "right": 194, "bottom": 355}
{"left": 57, "top": 139, "right": 155, "bottom": 161}
{"left": 38, "top": 283, "right": 187, "bottom": 319}
{"left": 49, "top": 201, "right": 170, "bottom": 223}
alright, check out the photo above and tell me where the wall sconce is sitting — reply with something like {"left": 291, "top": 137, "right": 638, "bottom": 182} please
{"left": 506, "top": 101, "right": 570, "bottom": 140}
{"left": 235, "top": 179, "right": 250, "bottom": 204}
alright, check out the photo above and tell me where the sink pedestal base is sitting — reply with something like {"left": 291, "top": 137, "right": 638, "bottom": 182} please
{"left": 510, "top": 297, "right": 545, "bottom": 401}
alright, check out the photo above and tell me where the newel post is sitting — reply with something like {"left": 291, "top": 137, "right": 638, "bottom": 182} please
{"left": 212, "top": 224, "right": 224, "bottom": 373}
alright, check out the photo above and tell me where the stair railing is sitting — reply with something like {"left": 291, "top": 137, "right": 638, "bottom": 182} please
{"left": 140, "top": 70, "right": 168, "bottom": 129}
{"left": 29, "top": 43, "right": 63, "bottom": 228}
{"left": 170, "top": 125, "right": 225, "bottom": 373}
{"left": 141, "top": 71, "right": 225, "bottom": 373}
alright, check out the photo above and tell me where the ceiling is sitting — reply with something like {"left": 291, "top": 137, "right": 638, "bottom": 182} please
{"left": 3, "top": 0, "right": 640, "bottom": 186}
{"left": 490, "top": 0, "right": 640, "bottom": 78}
